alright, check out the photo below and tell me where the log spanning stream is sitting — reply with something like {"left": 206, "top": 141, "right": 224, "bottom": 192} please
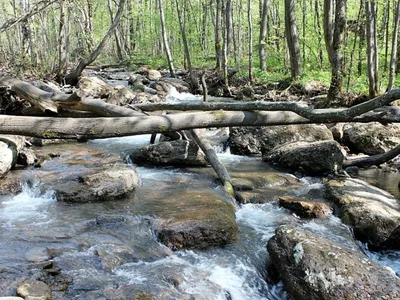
{"left": 0, "top": 133, "right": 399, "bottom": 299}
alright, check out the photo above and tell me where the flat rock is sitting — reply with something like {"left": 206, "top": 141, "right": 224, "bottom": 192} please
{"left": 326, "top": 178, "right": 400, "bottom": 249}
{"left": 129, "top": 140, "right": 208, "bottom": 167}
{"left": 267, "top": 225, "right": 400, "bottom": 300}
{"left": 264, "top": 140, "right": 344, "bottom": 174}
{"left": 278, "top": 196, "right": 332, "bottom": 218}
{"left": 229, "top": 124, "right": 333, "bottom": 156}
{"left": 17, "top": 279, "right": 51, "bottom": 300}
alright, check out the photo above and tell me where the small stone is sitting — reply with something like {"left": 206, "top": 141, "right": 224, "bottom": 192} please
{"left": 17, "top": 280, "right": 51, "bottom": 300}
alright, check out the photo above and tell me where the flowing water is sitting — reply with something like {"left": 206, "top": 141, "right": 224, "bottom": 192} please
{"left": 1, "top": 85, "right": 400, "bottom": 298}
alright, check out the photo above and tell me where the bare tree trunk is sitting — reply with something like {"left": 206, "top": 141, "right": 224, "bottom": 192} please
{"left": 387, "top": 0, "right": 400, "bottom": 91}
{"left": 127, "top": 0, "right": 135, "bottom": 53}
{"left": 215, "top": 0, "right": 223, "bottom": 70}
{"left": 285, "top": 0, "right": 302, "bottom": 79}
{"left": 259, "top": 0, "right": 269, "bottom": 71}
{"left": 107, "top": 0, "right": 124, "bottom": 61}
{"left": 365, "top": 0, "right": 379, "bottom": 98}
{"left": 65, "top": 0, "right": 126, "bottom": 85}
{"left": 56, "top": 0, "right": 68, "bottom": 80}
{"left": 158, "top": 0, "right": 175, "bottom": 77}
{"left": 327, "top": 0, "right": 347, "bottom": 101}
{"left": 248, "top": 0, "right": 254, "bottom": 83}
{"left": 315, "top": 0, "right": 323, "bottom": 67}
{"left": 324, "top": 0, "right": 334, "bottom": 64}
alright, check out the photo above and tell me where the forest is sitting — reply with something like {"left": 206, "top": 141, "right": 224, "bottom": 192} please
{"left": 0, "top": 0, "right": 399, "bottom": 97}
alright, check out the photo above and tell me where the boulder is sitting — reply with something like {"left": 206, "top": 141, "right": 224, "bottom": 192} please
{"left": 130, "top": 92, "right": 163, "bottom": 104}
{"left": 17, "top": 279, "right": 51, "bottom": 300}
{"left": 107, "top": 85, "right": 136, "bottom": 106}
{"left": 278, "top": 196, "right": 332, "bottom": 218}
{"left": 0, "top": 135, "right": 25, "bottom": 177}
{"left": 147, "top": 69, "right": 162, "bottom": 81}
{"left": 30, "top": 138, "right": 75, "bottom": 147}
{"left": 267, "top": 225, "right": 400, "bottom": 300}
{"left": 129, "top": 140, "right": 208, "bottom": 167}
{"left": 263, "top": 141, "right": 344, "bottom": 174}
{"left": 160, "top": 78, "right": 190, "bottom": 93}
{"left": 229, "top": 124, "right": 333, "bottom": 156}
{"left": 17, "top": 147, "right": 37, "bottom": 166}
{"left": 52, "top": 164, "right": 139, "bottom": 203}
{"left": 343, "top": 122, "right": 400, "bottom": 155}
{"left": 147, "top": 190, "right": 238, "bottom": 250}
{"left": 79, "top": 76, "right": 112, "bottom": 97}
{"left": 326, "top": 178, "right": 400, "bottom": 249}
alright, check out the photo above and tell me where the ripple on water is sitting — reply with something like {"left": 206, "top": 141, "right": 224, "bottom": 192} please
{"left": 0, "top": 183, "right": 56, "bottom": 228}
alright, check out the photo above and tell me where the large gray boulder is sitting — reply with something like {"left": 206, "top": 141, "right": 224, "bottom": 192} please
{"left": 129, "top": 140, "right": 208, "bottom": 167}
{"left": 229, "top": 124, "right": 333, "bottom": 156}
{"left": 263, "top": 140, "right": 344, "bottom": 174}
{"left": 326, "top": 178, "right": 400, "bottom": 249}
{"left": 52, "top": 164, "right": 139, "bottom": 203}
{"left": 343, "top": 122, "right": 400, "bottom": 155}
{"left": 267, "top": 225, "right": 400, "bottom": 300}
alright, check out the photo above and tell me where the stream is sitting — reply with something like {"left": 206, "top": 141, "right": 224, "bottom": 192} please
{"left": 1, "top": 84, "right": 400, "bottom": 299}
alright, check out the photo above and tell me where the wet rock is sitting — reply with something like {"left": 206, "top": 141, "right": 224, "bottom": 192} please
{"left": 278, "top": 196, "right": 332, "bottom": 218}
{"left": 267, "top": 225, "right": 400, "bottom": 300}
{"left": 343, "top": 122, "right": 400, "bottom": 155}
{"left": 53, "top": 164, "right": 138, "bottom": 203}
{"left": 133, "top": 187, "right": 238, "bottom": 250}
{"left": 17, "top": 279, "right": 51, "bottom": 300}
{"left": 129, "top": 140, "right": 208, "bottom": 167}
{"left": 131, "top": 92, "right": 163, "bottom": 104}
{"left": 79, "top": 76, "right": 112, "bottom": 97}
{"left": 25, "top": 247, "right": 50, "bottom": 262}
{"left": 160, "top": 77, "right": 190, "bottom": 93}
{"left": 326, "top": 178, "right": 400, "bottom": 249}
{"left": 264, "top": 141, "right": 344, "bottom": 174}
{"left": 329, "top": 123, "right": 345, "bottom": 141}
{"left": 94, "top": 243, "right": 139, "bottom": 271}
{"left": 232, "top": 171, "right": 302, "bottom": 204}
{"left": 148, "top": 69, "right": 162, "bottom": 81}
{"left": 229, "top": 124, "right": 333, "bottom": 156}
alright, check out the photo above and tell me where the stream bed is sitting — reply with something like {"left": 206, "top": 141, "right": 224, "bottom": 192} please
{"left": 0, "top": 134, "right": 399, "bottom": 299}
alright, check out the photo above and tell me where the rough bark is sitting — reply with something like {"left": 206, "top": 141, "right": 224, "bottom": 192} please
{"left": 327, "top": 0, "right": 347, "bottom": 101}
{"left": 365, "top": 0, "right": 379, "bottom": 98}
{"left": 248, "top": 0, "right": 254, "bottom": 83}
{"left": 64, "top": 0, "right": 126, "bottom": 85}
{"left": 387, "top": 0, "right": 400, "bottom": 91}
{"left": 285, "top": 0, "right": 302, "bottom": 79}
{"left": 158, "top": 0, "right": 175, "bottom": 77}
{"left": 323, "top": 0, "right": 334, "bottom": 63}
{"left": 259, "top": 0, "right": 269, "bottom": 71}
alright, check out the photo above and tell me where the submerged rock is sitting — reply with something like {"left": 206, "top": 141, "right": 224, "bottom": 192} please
{"left": 267, "top": 225, "right": 400, "bottom": 300}
{"left": 264, "top": 140, "right": 344, "bottom": 174}
{"left": 326, "top": 178, "right": 400, "bottom": 249}
{"left": 229, "top": 124, "right": 333, "bottom": 156}
{"left": 129, "top": 140, "right": 208, "bottom": 167}
{"left": 278, "top": 196, "right": 332, "bottom": 218}
{"left": 343, "top": 122, "right": 400, "bottom": 155}
{"left": 17, "top": 279, "right": 51, "bottom": 300}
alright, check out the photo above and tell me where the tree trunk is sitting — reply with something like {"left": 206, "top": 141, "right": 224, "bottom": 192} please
{"left": 64, "top": 0, "right": 126, "bottom": 85}
{"left": 387, "top": 0, "right": 400, "bottom": 91}
{"left": 259, "top": 0, "right": 269, "bottom": 71}
{"left": 365, "top": 0, "right": 379, "bottom": 98}
{"left": 284, "top": 0, "right": 302, "bottom": 79}
{"left": 315, "top": 0, "right": 323, "bottom": 67}
{"left": 56, "top": 0, "right": 68, "bottom": 80}
{"left": 158, "top": 0, "right": 175, "bottom": 77}
{"left": 215, "top": 0, "right": 223, "bottom": 70}
{"left": 323, "top": 0, "right": 334, "bottom": 63}
{"left": 248, "top": 0, "right": 254, "bottom": 83}
{"left": 107, "top": 0, "right": 124, "bottom": 61}
{"left": 327, "top": 0, "right": 347, "bottom": 101}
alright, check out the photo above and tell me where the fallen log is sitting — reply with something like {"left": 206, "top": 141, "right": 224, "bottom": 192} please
{"left": 0, "top": 110, "right": 398, "bottom": 140}
{"left": 343, "top": 145, "right": 400, "bottom": 168}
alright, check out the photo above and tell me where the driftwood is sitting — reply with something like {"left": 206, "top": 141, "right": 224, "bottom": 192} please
{"left": 343, "top": 145, "right": 400, "bottom": 168}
